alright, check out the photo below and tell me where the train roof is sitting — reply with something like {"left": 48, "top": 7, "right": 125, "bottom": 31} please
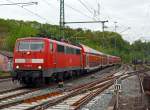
{"left": 80, "top": 44, "right": 105, "bottom": 55}
{"left": 17, "top": 37, "right": 48, "bottom": 41}
{"left": 49, "top": 39, "right": 81, "bottom": 50}
{"left": 16, "top": 37, "right": 81, "bottom": 50}
{"left": 107, "top": 54, "right": 120, "bottom": 59}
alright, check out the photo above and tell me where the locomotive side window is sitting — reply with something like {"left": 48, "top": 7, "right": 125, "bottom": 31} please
{"left": 57, "top": 44, "right": 64, "bottom": 53}
{"left": 76, "top": 49, "right": 81, "bottom": 54}
{"left": 71, "top": 48, "right": 74, "bottom": 54}
{"left": 65, "top": 46, "right": 80, "bottom": 55}
{"left": 50, "top": 43, "right": 53, "bottom": 52}
{"left": 30, "top": 42, "right": 44, "bottom": 51}
{"left": 65, "top": 46, "right": 70, "bottom": 54}
{"left": 65, "top": 47, "right": 74, "bottom": 54}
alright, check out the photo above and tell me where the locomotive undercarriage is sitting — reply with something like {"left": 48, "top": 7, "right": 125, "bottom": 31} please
{"left": 12, "top": 70, "right": 44, "bottom": 86}
{"left": 12, "top": 69, "right": 83, "bottom": 86}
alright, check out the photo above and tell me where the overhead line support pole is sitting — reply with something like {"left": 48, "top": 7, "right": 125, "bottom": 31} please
{"left": 65, "top": 20, "right": 108, "bottom": 48}
{"left": 101, "top": 20, "right": 108, "bottom": 48}
{"left": 60, "top": 0, "right": 65, "bottom": 39}
{"left": 114, "top": 22, "right": 118, "bottom": 51}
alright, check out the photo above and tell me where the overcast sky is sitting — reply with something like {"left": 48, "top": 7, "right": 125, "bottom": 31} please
{"left": 0, "top": 0, "right": 150, "bottom": 43}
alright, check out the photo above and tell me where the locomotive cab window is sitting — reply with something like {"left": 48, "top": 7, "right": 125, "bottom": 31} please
{"left": 17, "top": 40, "right": 44, "bottom": 51}
{"left": 57, "top": 44, "right": 64, "bottom": 53}
{"left": 17, "top": 41, "right": 30, "bottom": 51}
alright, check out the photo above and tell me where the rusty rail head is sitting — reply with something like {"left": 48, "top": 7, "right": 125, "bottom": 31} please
{"left": 23, "top": 91, "right": 61, "bottom": 104}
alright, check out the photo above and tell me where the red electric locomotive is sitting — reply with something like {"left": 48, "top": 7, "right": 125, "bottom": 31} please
{"left": 12, "top": 37, "right": 121, "bottom": 85}
{"left": 12, "top": 37, "right": 82, "bottom": 84}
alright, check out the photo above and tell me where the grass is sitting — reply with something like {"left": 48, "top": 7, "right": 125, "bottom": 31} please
{"left": 0, "top": 71, "right": 11, "bottom": 77}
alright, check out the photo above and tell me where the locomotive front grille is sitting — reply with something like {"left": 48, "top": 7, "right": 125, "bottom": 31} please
{"left": 14, "top": 70, "right": 43, "bottom": 78}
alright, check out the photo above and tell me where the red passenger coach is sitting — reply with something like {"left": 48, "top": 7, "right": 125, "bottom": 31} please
{"left": 80, "top": 44, "right": 106, "bottom": 71}
{"left": 107, "top": 55, "right": 121, "bottom": 65}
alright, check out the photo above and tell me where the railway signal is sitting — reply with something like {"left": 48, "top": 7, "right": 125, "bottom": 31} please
{"left": 114, "top": 78, "right": 122, "bottom": 109}
{"left": 114, "top": 79, "right": 122, "bottom": 92}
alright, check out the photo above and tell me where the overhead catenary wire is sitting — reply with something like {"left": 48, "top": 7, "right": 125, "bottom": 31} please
{"left": 0, "top": 2, "right": 38, "bottom": 6}
{"left": 65, "top": 3, "right": 94, "bottom": 20}
{"left": 43, "top": 0, "right": 92, "bottom": 19}
{"left": 42, "top": 0, "right": 97, "bottom": 25}
{"left": 6, "top": 0, "right": 50, "bottom": 23}
{"left": 82, "top": 0, "right": 100, "bottom": 19}
{"left": 42, "top": 0, "right": 57, "bottom": 8}
{"left": 78, "top": 0, "right": 93, "bottom": 14}
{"left": 43, "top": 0, "right": 97, "bottom": 21}
{"left": 43, "top": 0, "right": 52, "bottom": 6}
{"left": 77, "top": 0, "right": 97, "bottom": 20}
{"left": 81, "top": 0, "right": 96, "bottom": 12}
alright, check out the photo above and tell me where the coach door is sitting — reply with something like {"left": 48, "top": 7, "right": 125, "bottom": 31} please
{"left": 86, "top": 54, "right": 89, "bottom": 68}
{"left": 50, "top": 42, "right": 56, "bottom": 68}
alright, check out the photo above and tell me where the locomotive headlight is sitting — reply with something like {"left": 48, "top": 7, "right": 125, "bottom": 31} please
{"left": 16, "top": 65, "right": 19, "bottom": 69}
{"left": 38, "top": 66, "right": 42, "bottom": 69}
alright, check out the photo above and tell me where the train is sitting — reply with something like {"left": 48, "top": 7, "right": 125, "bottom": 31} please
{"left": 12, "top": 37, "right": 121, "bottom": 85}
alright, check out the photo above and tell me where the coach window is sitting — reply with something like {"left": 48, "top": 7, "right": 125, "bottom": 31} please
{"left": 50, "top": 43, "right": 53, "bottom": 52}
{"left": 57, "top": 44, "right": 64, "bottom": 53}
{"left": 73, "top": 48, "right": 76, "bottom": 54}
{"left": 70, "top": 48, "right": 73, "bottom": 54}
{"left": 68, "top": 47, "right": 71, "bottom": 54}
{"left": 66, "top": 46, "right": 69, "bottom": 54}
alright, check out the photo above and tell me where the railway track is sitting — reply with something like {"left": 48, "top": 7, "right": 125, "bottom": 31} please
{"left": 0, "top": 85, "right": 60, "bottom": 110}
{"left": 1, "top": 65, "right": 148, "bottom": 110}
{"left": 0, "top": 76, "right": 11, "bottom": 83}
{"left": 137, "top": 70, "right": 149, "bottom": 109}
{"left": 0, "top": 66, "right": 128, "bottom": 110}
{"left": 0, "top": 78, "right": 115, "bottom": 110}
{"left": 0, "top": 66, "right": 118, "bottom": 109}
{"left": 115, "top": 65, "right": 149, "bottom": 110}
{"left": 0, "top": 76, "right": 11, "bottom": 79}
{"left": 0, "top": 88, "right": 32, "bottom": 102}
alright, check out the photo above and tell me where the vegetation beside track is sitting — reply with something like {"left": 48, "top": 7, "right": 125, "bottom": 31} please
{"left": 0, "top": 18, "right": 150, "bottom": 62}
{"left": 0, "top": 71, "right": 10, "bottom": 77}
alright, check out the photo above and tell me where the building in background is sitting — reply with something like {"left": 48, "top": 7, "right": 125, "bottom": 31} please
{"left": 0, "top": 51, "right": 13, "bottom": 72}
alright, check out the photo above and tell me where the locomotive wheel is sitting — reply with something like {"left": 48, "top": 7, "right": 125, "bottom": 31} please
{"left": 75, "top": 71, "right": 80, "bottom": 78}
{"left": 69, "top": 71, "right": 74, "bottom": 79}
{"left": 53, "top": 73, "right": 64, "bottom": 83}
{"left": 44, "top": 77, "right": 54, "bottom": 84}
{"left": 58, "top": 73, "right": 64, "bottom": 82}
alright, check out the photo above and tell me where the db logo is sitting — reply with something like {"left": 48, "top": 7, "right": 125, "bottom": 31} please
{"left": 26, "top": 59, "right": 31, "bottom": 63}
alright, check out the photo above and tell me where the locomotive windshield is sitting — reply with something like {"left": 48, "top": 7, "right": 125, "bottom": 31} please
{"left": 17, "top": 40, "right": 44, "bottom": 51}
